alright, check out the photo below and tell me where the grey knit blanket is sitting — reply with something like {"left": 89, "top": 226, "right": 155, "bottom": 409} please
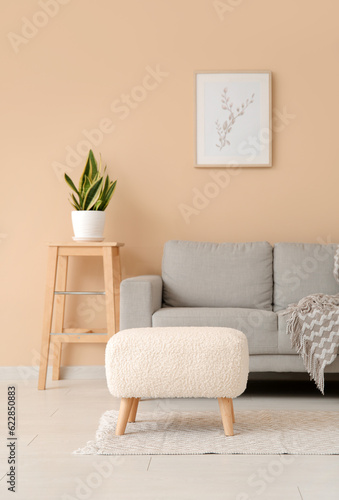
{"left": 283, "top": 248, "right": 339, "bottom": 393}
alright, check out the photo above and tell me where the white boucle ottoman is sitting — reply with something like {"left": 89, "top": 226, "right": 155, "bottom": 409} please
{"left": 105, "top": 327, "right": 249, "bottom": 436}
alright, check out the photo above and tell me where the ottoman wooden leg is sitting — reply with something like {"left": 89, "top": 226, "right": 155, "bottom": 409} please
{"left": 231, "top": 399, "right": 235, "bottom": 423}
{"left": 116, "top": 398, "right": 134, "bottom": 436}
{"left": 218, "top": 398, "right": 234, "bottom": 436}
{"left": 128, "top": 398, "right": 140, "bottom": 423}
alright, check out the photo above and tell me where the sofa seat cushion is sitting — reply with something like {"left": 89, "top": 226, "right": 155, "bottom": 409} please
{"left": 152, "top": 307, "right": 278, "bottom": 355}
{"left": 273, "top": 242, "right": 339, "bottom": 311}
{"left": 162, "top": 240, "right": 273, "bottom": 310}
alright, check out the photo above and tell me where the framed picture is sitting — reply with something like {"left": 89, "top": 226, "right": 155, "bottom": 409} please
{"left": 195, "top": 71, "right": 272, "bottom": 167}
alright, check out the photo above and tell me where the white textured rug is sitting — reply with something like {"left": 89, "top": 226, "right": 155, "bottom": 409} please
{"left": 74, "top": 409, "right": 339, "bottom": 455}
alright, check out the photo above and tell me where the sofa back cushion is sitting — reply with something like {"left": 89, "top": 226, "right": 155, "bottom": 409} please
{"left": 273, "top": 242, "right": 339, "bottom": 311}
{"left": 162, "top": 240, "right": 273, "bottom": 310}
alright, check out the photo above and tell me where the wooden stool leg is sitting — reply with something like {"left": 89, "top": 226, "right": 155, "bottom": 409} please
{"left": 231, "top": 399, "right": 235, "bottom": 423}
{"left": 52, "top": 342, "right": 62, "bottom": 381}
{"left": 103, "top": 247, "right": 116, "bottom": 338}
{"left": 128, "top": 398, "right": 140, "bottom": 423}
{"left": 38, "top": 247, "right": 58, "bottom": 390}
{"left": 52, "top": 255, "right": 68, "bottom": 381}
{"left": 116, "top": 398, "right": 134, "bottom": 436}
{"left": 218, "top": 398, "right": 234, "bottom": 436}
{"left": 113, "top": 247, "right": 122, "bottom": 333}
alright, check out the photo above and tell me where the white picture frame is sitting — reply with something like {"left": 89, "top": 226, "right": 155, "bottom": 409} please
{"left": 195, "top": 71, "right": 272, "bottom": 167}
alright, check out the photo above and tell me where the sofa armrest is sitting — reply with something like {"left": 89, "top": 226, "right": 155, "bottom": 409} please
{"left": 120, "top": 275, "right": 163, "bottom": 330}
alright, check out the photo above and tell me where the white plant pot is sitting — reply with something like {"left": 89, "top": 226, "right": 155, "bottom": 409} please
{"left": 71, "top": 211, "right": 106, "bottom": 240}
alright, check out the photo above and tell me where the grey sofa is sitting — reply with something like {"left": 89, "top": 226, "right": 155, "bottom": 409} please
{"left": 120, "top": 240, "right": 339, "bottom": 374}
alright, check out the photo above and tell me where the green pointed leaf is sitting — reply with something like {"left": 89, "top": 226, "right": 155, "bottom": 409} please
{"left": 92, "top": 171, "right": 100, "bottom": 184}
{"left": 69, "top": 201, "right": 77, "bottom": 210}
{"left": 81, "top": 175, "right": 91, "bottom": 196}
{"left": 98, "top": 154, "right": 103, "bottom": 176}
{"left": 78, "top": 151, "right": 92, "bottom": 191}
{"left": 100, "top": 175, "right": 110, "bottom": 199}
{"left": 78, "top": 192, "right": 84, "bottom": 208}
{"left": 64, "top": 173, "right": 79, "bottom": 195}
{"left": 98, "top": 180, "right": 117, "bottom": 211}
{"left": 83, "top": 178, "right": 103, "bottom": 210}
{"left": 70, "top": 194, "right": 81, "bottom": 210}
{"left": 88, "top": 149, "right": 97, "bottom": 179}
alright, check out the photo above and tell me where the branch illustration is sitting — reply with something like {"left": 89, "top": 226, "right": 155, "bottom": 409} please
{"left": 216, "top": 88, "right": 255, "bottom": 150}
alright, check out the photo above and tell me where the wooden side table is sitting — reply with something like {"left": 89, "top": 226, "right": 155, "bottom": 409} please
{"left": 38, "top": 242, "right": 124, "bottom": 390}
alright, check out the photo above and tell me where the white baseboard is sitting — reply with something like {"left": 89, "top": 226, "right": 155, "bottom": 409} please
{"left": 0, "top": 366, "right": 106, "bottom": 380}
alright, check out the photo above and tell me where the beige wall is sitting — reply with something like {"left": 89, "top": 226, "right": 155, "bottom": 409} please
{"left": 2, "top": 0, "right": 339, "bottom": 367}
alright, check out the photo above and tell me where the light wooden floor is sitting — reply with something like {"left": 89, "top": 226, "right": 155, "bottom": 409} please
{"left": 0, "top": 378, "right": 338, "bottom": 500}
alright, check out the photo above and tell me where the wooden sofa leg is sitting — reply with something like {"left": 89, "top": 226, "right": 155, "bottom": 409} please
{"left": 128, "top": 398, "right": 140, "bottom": 423}
{"left": 218, "top": 397, "right": 234, "bottom": 436}
{"left": 116, "top": 398, "right": 134, "bottom": 436}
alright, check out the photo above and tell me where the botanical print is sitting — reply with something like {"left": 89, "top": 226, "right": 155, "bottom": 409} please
{"left": 196, "top": 72, "right": 271, "bottom": 166}
{"left": 215, "top": 87, "right": 255, "bottom": 150}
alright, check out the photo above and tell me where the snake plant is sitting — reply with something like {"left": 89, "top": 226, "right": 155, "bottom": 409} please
{"left": 65, "top": 150, "right": 117, "bottom": 211}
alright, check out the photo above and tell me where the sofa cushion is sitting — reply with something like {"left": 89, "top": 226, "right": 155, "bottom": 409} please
{"left": 273, "top": 243, "right": 339, "bottom": 311}
{"left": 152, "top": 307, "right": 278, "bottom": 355}
{"left": 249, "top": 355, "right": 339, "bottom": 372}
{"left": 162, "top": 240, "right": 273, "bottom": 310}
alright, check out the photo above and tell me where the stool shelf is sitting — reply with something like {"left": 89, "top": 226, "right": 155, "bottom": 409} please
{"left": 54, "top": 291, "right": 106, "bottom": 295}
{"left": 50, "top": 332, "right": 107, "bottom": 336}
